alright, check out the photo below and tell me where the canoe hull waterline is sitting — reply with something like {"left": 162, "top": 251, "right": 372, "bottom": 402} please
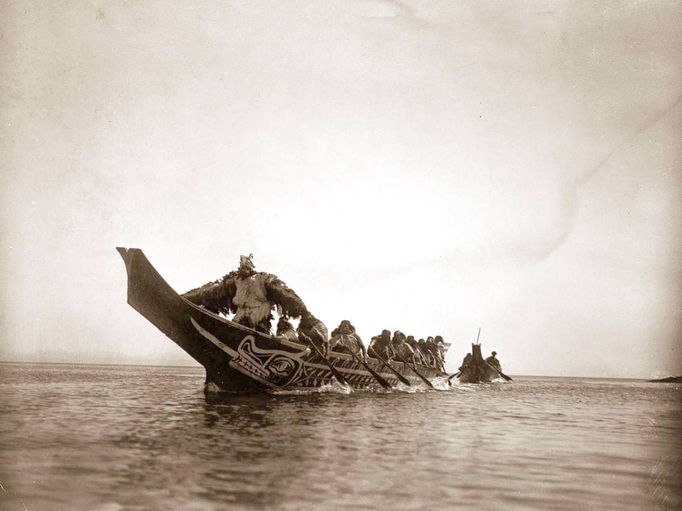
{"left": 117, "top": 248, "right": 446, "bottom": 392}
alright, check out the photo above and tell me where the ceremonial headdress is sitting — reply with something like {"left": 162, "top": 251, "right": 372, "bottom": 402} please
{"left": 239, "top": 253, "right": 255, "bottom": 272}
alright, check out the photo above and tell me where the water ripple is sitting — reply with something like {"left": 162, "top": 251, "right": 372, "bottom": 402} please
{"left": 0, "top": 364, "right": 680, "bottom": 510}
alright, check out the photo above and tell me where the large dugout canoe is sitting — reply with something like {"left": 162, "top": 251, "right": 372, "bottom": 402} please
{"left": 117, "top": 248, "right": 446, "bottom": 392}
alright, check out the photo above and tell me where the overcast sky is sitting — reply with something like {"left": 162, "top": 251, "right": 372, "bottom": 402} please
{"left": 1, "top": 0, "right": 680, "bottom": 378}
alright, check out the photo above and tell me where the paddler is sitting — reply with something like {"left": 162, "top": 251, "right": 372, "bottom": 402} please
{"left": 297, "top": 313, "right": 330, "bottom": 354}
{"left": 421, "top": 337, "right": 441, "bottom": 370}
{"left": 485, "top": 351, "right": 501, "bottom": 370}
{"left": 276, "top": 316, "right": 298, "bottom": 342}
{"left": 459, "top": 353, "right": 472, "bottom": 372}
{"left": 368, "top": 329, "right": 394, "bottom": 360}
{"left": 434, "top": 335, "right": 447, "bottom": 357}
{"left": 392, "top": 331, "right": 418, "bottom": 365}
{"left": 183, "top": 254, "right": 328, "bottom": 343}
{"left": 415, "top": 339, "right": 430, "bottom": 367}
{"left": 432, "top": 336, "right": 447, "bottom": 372}
{"left": 329, "top": 320, "right": 367, "bottom": 360}
{"left": 406, "top": 336, "right": 426, "bottom": 366}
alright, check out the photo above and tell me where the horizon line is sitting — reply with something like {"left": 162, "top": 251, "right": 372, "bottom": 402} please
{"left": 0, "top": 359, "right": 666, "bottom": 380}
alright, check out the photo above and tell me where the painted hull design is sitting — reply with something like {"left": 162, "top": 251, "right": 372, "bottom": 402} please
{"left": 117, "top": 248, "right": 445, "bottom": 392}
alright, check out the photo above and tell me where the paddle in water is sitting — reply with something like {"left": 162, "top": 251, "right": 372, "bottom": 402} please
{"left": 368, "top": 348, "right": 412, "bottom": 387}
{"left": 447, "top": 370, "right": 462, "bottom": 382}
{"left": 304, "top": 336, "right": 350, "bottom": 387}
{"left": 486, "top": 362, "right": 513, "bottom": 381}
{"left": 394, "top": 353, "right": 435, "bottom": 389}
{"left": 349, "top": 352, "right": 392, "bottom": 390}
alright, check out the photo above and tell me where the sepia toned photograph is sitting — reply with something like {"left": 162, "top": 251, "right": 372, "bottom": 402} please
{"left": 1, "top": 1, "right": 680, "bottom": 510}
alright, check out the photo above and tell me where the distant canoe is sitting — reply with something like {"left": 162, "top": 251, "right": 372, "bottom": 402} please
{"left": 457, "top": 344, "right": 502, "bottom": 383}
{"left": 117, "top": 248, "right": 446, "bottom": 392}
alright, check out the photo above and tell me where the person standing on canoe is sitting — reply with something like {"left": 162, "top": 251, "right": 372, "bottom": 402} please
{"left": 182, "top": 254, "right": 328, "bottom": 345}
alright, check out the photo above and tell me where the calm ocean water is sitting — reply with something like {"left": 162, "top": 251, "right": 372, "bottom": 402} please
{"left": 0, "top": 363, "right": 679, "bottom": 511}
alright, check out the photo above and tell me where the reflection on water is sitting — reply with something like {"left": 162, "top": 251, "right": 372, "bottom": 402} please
{"left": 0, "top": 363, "right": 680, "bottom": 510}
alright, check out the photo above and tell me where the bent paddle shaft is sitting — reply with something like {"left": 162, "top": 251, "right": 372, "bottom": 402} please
{"left": 306, "top": 338, "right": 350, "bottom": 387}
{"left": 369, "top": 349, "right": 412, "bottom": 387}
{"left": 395, "top": 354, "right": 435, "bottom": 389}
{"left": 350, "top": 352, "right": 392, "bottom": 390}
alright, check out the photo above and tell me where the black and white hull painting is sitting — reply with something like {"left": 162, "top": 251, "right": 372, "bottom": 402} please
{"left": 117, "top": 248, "right": 444, "bottom": 393}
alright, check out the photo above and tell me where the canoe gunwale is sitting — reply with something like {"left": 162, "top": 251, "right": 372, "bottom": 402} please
{"left": 117, "top": 247, "right": 446, "bottom": 392}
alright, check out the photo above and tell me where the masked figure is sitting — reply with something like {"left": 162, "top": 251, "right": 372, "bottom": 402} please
{"left": 183, "top": 254, "right": 327, "bottom": 341}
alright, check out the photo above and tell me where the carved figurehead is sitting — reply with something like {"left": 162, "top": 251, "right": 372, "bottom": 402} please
{"left": 182, "top": 254, "right": 328, "bottom": 341}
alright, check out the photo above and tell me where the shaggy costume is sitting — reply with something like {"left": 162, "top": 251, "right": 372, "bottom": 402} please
{"left": 182, "top": 255, "right": 327, "bottom": 340}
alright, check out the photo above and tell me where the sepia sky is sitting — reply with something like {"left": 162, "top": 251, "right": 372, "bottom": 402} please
{"left": 1, "top": 0, "right": 680, "bottom": 378}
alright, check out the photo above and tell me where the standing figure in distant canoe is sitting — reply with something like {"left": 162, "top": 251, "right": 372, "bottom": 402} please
{"left": 182, "top": 254, "right": 328, "bottom": 343}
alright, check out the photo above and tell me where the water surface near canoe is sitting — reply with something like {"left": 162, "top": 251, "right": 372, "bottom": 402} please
{"left": 0, "top": 363, "right": 680, "bottom": 510}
